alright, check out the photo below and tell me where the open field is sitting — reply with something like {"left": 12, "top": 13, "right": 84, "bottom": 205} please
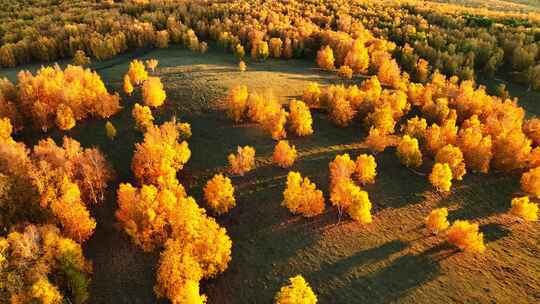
{"left": 2, "top": 46, "right": 538, "bottom": 303}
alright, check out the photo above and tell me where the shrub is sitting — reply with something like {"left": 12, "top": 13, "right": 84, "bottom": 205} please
{"left": 354, "top": 154, "right": 377, "bottom": 185}
{"left": 132, "top": 103, "right": 155, "bottom": 131}
{"left": 509, "top": 196, "right": 538, "bottom": 221}
{"left": 204, "top": 174, "right": 236, "bottom": 215}
{"left": 288, "top": 99, "right": 313, "bottom": 136}
{"left": 429, "top": 163, "right": 452, "bottom": 192}
{"left": 282, "top": 171, "right": 325, "bottom": 217}
{"left": 226, "top": 85, "right": 249, "bottom": 122}
{"left": 273, "top": 140, "right": 297, "bottom": 168}
{"left": 275, "top": 275, "right": 317, "bottom": 304}
{"left": 447, "top": 220, "right": 486, "bottom": 253}
{"left": 397, "top": 135, "right": 423, "bottom": 168}
{"left": 228, "top": 146, "right": 255, "bottom": 176}
{"left": 142, "top": 77, "right": 166, "bottom": 108}
{"left": 425, "top": 208, "right": 450, "bottom": 234}
{"left": 521, "top": 167, "right": 540, "bottom": 198}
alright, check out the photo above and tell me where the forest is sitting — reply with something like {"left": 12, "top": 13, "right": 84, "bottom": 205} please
{"left": 0, "top": 0, "right": 539, "bottom": 303}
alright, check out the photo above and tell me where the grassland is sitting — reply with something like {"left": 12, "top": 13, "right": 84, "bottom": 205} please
{"left": 1, "top": 46, "right": 539, "bottom": 303}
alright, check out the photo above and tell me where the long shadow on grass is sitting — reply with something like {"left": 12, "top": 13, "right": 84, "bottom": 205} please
{"left": 328, "top": 247, "right": 442, "bottom": 304}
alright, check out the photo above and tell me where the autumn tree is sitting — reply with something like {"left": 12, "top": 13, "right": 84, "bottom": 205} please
{"left": 105, "top": 121, "right": 117, "bottom": 140}
{"left": 521, "top": 167, "right": 540, "bottom": 198}
{"left": 273, "top": 140, "right": 297, "bottom": 168}
{"left": 344, "top": 39, "right": 369, "bottom": 74}
{"left": 447, "top": 220, "right": 486, "bottom": 253}
{"left": 329, "top": 153, "right": 356, "bottom": 191}
{"left": 132, "top": 121, "right": 191, "bottom": 186}
{"left": 282, "top": 171, "right": 325, "bottom": 217}
{"left": 425, "top": 208, "right": 450, "bottom": 234}
{"left": 317, "top": 45, "right": 335, "bottom": 70}
{"left": 142, "top": 77, "right": 166, "bottom": 108}
{"left": 288, "top": 99, "right": 313, "bottom": 136}
{"left": 435, "top": 144, "right": 466, "bottom": 181}
{"left": 132, "top": 103, "right": 155, "bottom": 131}
{"left": 226, "top": 85, "right": 249, "bottom": 122}
{"left": 338, "top": 65, "right": 353, "bottom": 79}
{"left": 509, "top": 196, "right": 538, "bottom": 222}
{"left": 396, "top": 135, "right": 423, "bottom": 168}
{"left": 302, "top": 82, "right": 322, "bottom": 108}
{"left": 204, "top": 174, "right": 236, "bottom": 215}
{"left": 429, "top": 163, "right": 452, "bottom": 192}
{"left": 354, "top": 154, "right": 377, "bottom": 185}
{"left": 124, "top": 74, "right": 134, "bottom": 96}
{"left": 228, "top": 146, "right": 255, "bottom": 176}
{"left": 275, "top": 275, "right": 317, "bottom": 304}
{"left": 128, "top": 59, "right": 149, "bottom": 85}
{"left": 73, "top": 50, "right": 91, "bottom": 66}
{"left": 146, "top": 59, "right": 159, "bottom": 72}
{"left": 239, "top": 61, "right": 247, "bottom": 72}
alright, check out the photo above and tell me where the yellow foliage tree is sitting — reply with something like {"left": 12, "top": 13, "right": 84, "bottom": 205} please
{"left": 338, "top": 65, "right": 353, "bottom": 79}
{"left": 275, "top": 275, "right": 317, "bottom": 304}
{"left": 354, "top": 154, "right": 377, "bottom": 185}
{"left": 397, "top": 135, "right": 423, "bottom": 168}
{"left": 228, "top": 146, "right": 255, "bottom": 176}
{"left": 146, "top": 59, "right": 159, "bottom": 72}
{"left": 273, "top": 140, "right": 297, "bottom": 168}
{"left": 344, "top": 39, "right": 369, "bottom": 74}
{"left": 132, "top": 103, "right": 155, "bottom": 131}
{"left": 289, "top": 99, "right": 313, "bottom": 136}
{"left": 316, "top": 45, "right": 335, "bottom": 70}
{"left": 226, "top": 85, "right": 249, "bottom": 122}
{"left": 425, "top": 208, "right": 450, "bottom": 234}
{"left": 282, "top": 171, "right": 325, "bottom": 217}
{"left": 521, "top": 167, "right": 540, "bottom": 198}
{"left": 132, "top": 121, "right": 191, "bottom": 186}
{"left": 509, "top": 196, "right": 538, "bottom": 221}
{"left": 204, "top": 174, "right": 236, "bottom": 215}
{"left": 142, "top": 77, "right": 166, "bottom": 108}
{"left": 128, "top": 59, "right": 148, "bottom": 85}
{"left": 329, "top": 153, "right": 356, "bottom": 191}
{"left": 364, "top": 128, "right": 393, "bottom": 153}
{"left": 302, "top": 82, "right": 321, "bottom": 108}
{"left": 429, "top": 163, "right": 452, "bottom": 192}
{"left": 239, "top": 60, "right": 247, "bottom": 72}
{"left": 447, "top": 220, "right": 486, "bottom": 253}
{"left": 124, "top": 74, "right": 134, "bottom": 96}
{"left": 435, "top": 144, "right": 466, "bottom": 181}
{"left": 262, "top": 106, "right": 289, "bottom": 140}
{"left": 105, "top": 121, "right": 117, "bottom": 140}
{"left": 55, "top": 104, "right": 76, "bottom": 131}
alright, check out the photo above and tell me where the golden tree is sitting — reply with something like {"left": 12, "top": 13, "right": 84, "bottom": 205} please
{"left": 288, "top": 99, "right": 313, "bottom": 136}
{"left": 328, "top": 97, "right": 356, "bottom": 127}
{"left": 204, "top": 174, "right": 236, "bottom": 215}
{"left": 228, "top": 146, "right": 255, "bottom": 176}
{"left": 0, "top": 224, "right": 92, "bottom": 304}
{"left": 105, "top": 121, "right": 117, "bottom": 140}
{"left": 316, "top": 45, "right": 335, "bottom": 70}
{"left": 142, "top": 76, "right": 166, "bottom": 108}
{"left": 73, "top": 50, "right": 91, "bottom": 66}
{"left": 226, "top": 85, "right": 249, "bottom": 122}
{"left": 124, "top": 74, "right": 134, "bottom": 96}
{"left": 364, "top": 128, "right": 394, "bottom": 153}
{"left": 425, "top": 208, "right": 450, "bottom": 234}
{"left": 329, "top": 153, "right": 356, "bottom": 191}
{"left": 127, "top": 59, "right": 148, "bottom": 85}
{"left": 509, "top": 196, "right": 538, "bottom": 222}
{"left": 132, "top": 103, "right": 155, "bottom": 131}
{"left": 239, "top": 60, "right": 247, "bottom": 72}
{"left": 521, "top": 167, "right": 540, "bottom": 198}
{"left": 338, "top": 65, "right": 353, "bottom": 79}
{"left": 435, "top": 144, "right": 466, "bottom": 181}
{"left": 429, "top": 163, "right": 452, "bottom": 192}
{"left": 55, "top": 104, "right": 76, "bottom": 131}
{"left": 344, "top": 39, "right": 369, "bottom": 74}
{"left": 282, "top": 171, "right": 325, "bottom": 217}
{"left": 401, "top": 116, "right": 427, "bottom": 140}
{"left": 132, "top": 121, "right": 191, "bottom": 186}
{"left": 447, "top": 220, "right": 486, "bottom": 253}
{"left": 269, "top": 37, "right": 283, "bottom": 58}
{"left": 273, "top": 140, "right": 297, "bottom": 168}
{"left": 354, "top": 154, "right": 377, "bottom": 185}
{"left": 275, "top": 275, "right": 317, "bottom": 304}
{"left": 396, "top": 135, "right": 423, "bottom": 168}
{"left": 146, "top": 59, "right": 159, "bottom": 72}
{"left": 347, "top": 186, "right": 373, "bottom": 224}
{"left": 262, "top": 106, "right": 289, "bottom": 140}
{"left": 302, "top": 82, "right": 321, "bottom": 107}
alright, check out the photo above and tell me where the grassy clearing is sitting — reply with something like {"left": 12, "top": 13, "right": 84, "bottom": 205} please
{"left": 1, "top": 46, "right": 539, "bottom": 303}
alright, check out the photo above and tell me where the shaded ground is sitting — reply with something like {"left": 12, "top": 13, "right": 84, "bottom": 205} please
{"left": 1, "top": 46, "right": 540, "bottom": 303}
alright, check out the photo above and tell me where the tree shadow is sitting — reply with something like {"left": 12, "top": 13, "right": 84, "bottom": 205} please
{"left": 481, "top": 222, "right": 511, "bottom": 243}
{"left": 328, "top": 247, "right": 442, "bottom": 304}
